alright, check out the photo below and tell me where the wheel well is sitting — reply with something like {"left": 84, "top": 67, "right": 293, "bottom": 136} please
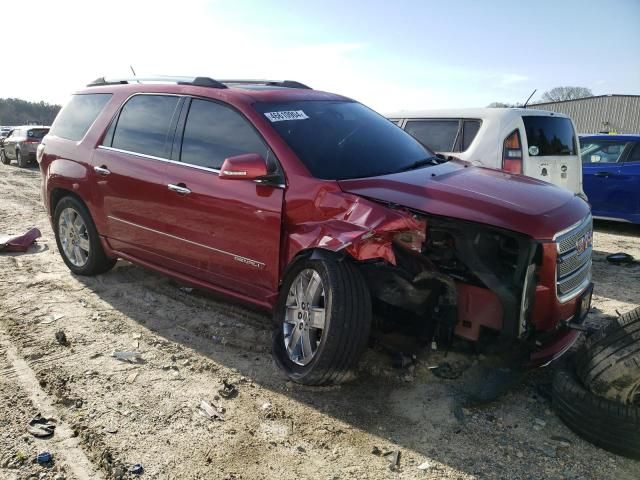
{"left": 50, "top": 188, "right": 85, "bottom": 219}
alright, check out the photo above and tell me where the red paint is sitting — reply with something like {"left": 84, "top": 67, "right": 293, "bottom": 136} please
{"left": 39, "top": 81, "right": 592, "bottom": 365}
{"left": 454, "top": 283, "right": 503, "bottom": 341}
{"left": 219, "top": 153, "right": 269, "bottom": 180}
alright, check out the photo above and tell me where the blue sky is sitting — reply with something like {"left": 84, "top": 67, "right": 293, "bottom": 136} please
{"left": 5, "top": 0, "right": 640, "bottom": 111}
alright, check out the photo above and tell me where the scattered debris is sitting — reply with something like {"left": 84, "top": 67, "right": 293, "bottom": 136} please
{"left": 0, "top": 227, "right": 41, "bottom": 253}
{"left": 36, "top": 451, "right": 52, "bottom": 464}
{"left": 383, "top": 450, "right": 401, "bottom": 470}
{"left": 132, "top": 333, "right": 142, "bottom": 340}
{"left": 218, "top": 380, "right": 238, "bottom": 399}
{"left": 371, "top": 446, "right": 382, "bottom": 455}
{"left": 126, "top": 372, "right": 139, "bottom": 384}
{"left": 296, "top": 445, "right": 306, "bottom": 453}
{"left": 261, "top": 402, "right": 272, "bottom": 411}
{"left": 130, "top": 463, "right": 144, "bottom": 475}
{"left": 180, "top": 287, "right": 194, "bottom": 293}
{"left": 606, "top": 252, "right": 636, "bottom": 265}
{"left": 27, "top": 414, "right": 56, "bottom": 438}
{"left": 104, "top": 426, "right": 118, "bottom": 434}
{"left": 391, "top": 352, "right": 415, "bottom": 369}
{"left": 417, "top": 460, "right": 432, "bottom": 470}
{"left": 111, "top": 351, "right": 142, "bottom": 363}
{"left": 534, "top": 418, "right": 547, "bottom": 428}
{"left": 55, "top": 330, "right": 68, "bottom": 346}
{"left": 41, "top": 313, "right": 65, "bottom": 325}
{"left": 430, "top": 362, "right": 464, "bottom": 379}
{"left": 200, "top": 400, "right": 225, "bottom": 421}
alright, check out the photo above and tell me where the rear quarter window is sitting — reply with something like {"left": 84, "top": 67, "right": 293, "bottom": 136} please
{"left": 50, "top": 93, "right": 112, "bottom": 141}
{"left": 523, "top": 116, "right": 576, "bottom": 156}
{"left": 27, "top": 128, "right": 49, "bottom": 139}
{"left": 404, "top": 119, "right": 459, "bottom": 152}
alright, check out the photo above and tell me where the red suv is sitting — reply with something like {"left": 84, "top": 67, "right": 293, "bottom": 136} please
{"left": 39, "top": 76, "right": 593, "bottom": 385}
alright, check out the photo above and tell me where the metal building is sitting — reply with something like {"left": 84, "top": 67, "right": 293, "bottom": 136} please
{"left": 530, "top": 94, "right": 640, "bottom": 134}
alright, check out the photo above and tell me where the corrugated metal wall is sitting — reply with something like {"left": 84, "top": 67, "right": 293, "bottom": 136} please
{"left": 530, "top": 95, "right": 640, "bottom": 134}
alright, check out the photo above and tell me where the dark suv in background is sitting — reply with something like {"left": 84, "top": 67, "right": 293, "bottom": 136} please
{"left": 38, "top": 76, "right": 593, "bottom": 385}
{"left": 1, "top": 125, "right": 50, "bottom": 167}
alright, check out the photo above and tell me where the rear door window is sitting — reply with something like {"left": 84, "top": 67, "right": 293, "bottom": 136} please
{"left": 580, "top": 140, "right": 630, "bottom": 164}
{"left": 404, "top": 119, "right": 460, "bottom": 152}
{"left": 50, "top": 93, "right": 112, "bottom": 141}
{"left": 179, "top": 98, "right": 270, "bottom": 170}
{"left": 625, "top": 143, "right": 640, "bottom": 163}
{"left": 523, "top": 116, "right": 576, "bottom": 156}
{"left": 111, "top": 95, "right": 180, "bottom": 158}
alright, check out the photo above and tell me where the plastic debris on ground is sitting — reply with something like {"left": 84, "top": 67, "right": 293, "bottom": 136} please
{"left": 130, "top": 463, "right": 144, "bottom": 475}
{"left": 199, "top": 400, "right": 225, "bottom": 421}
{"left": 27, "top": 413, "right": 56, "bottom": 438}
{"left": 111, "top": 351, "right": 143, "bottom": 363}
{"left": 41, "top": 313, "right": 65, "bottom": 325}
{"left": 606, "top": 252, "right": 636, "bottom": 265}
{"left": 36, "top": 451, "right": 52, "bottom": 464}
{"left": 0, "top": 227, "right": 41, "bottom": 253}
{"left": 218, "top": 380, "right": 238, "bottom": 399}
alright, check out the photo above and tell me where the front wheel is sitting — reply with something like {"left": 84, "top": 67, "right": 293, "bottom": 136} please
{"left": 0, "top": 149, "right": 9, "bottom": 165}
{"left": 53, "top": 196, "right": 117, "bottom": 275}
{"left": 272, "top": 254, "right": 372, "bottom": 385}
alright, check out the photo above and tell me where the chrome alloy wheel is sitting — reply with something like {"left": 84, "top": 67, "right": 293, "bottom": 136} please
{"left": 283, "top": 268, "right": 326, "bottom": 365}
{"left": 58, "top": 207, "right": 90, "bottom": 267}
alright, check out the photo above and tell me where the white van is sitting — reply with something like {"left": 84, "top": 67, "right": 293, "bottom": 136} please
{"left": 386, "top": 108, "right": 584, "bottom": 196}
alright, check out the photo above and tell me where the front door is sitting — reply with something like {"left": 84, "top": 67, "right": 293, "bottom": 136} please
{"left": 581, "top": 139, "right": 632, "bottom": 218}
{"left": 161, "top": 97, "right": 284, "bottom": 298}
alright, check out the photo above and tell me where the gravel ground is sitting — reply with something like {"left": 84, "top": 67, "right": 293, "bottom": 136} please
{"left": 0, "top": 162, "right": 639, "bottom": 480}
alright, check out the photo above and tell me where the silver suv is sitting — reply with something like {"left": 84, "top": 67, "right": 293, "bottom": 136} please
{"left": 0, "top": 126, "right": 50, "bottom": 167}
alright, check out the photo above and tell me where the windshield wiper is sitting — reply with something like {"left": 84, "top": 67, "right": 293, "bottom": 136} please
{"left": 397, "top": 156, "right": 443, "bottom": 172}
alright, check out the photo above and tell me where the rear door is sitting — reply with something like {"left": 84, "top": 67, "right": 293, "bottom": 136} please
{"left": 521, "top": 115, "right": 581, "bottom": 193}
{"left": 93, "top": 94, "right": 182, "bottom": 265}
{"left": 4, "top": 129, "right": 19, "bottom": 158}
{"left": 580, "top": 138, "right": 631, "bottom": 217}
{"left": 161, "top": 97, "right": 284, "bottom": 297}
{"left": 618, "top": 142, "right": 640, "bottom": 221}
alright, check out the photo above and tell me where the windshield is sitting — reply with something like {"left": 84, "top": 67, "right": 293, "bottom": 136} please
{"left": 254, "top": 101, "right": 434, "bottom": 180}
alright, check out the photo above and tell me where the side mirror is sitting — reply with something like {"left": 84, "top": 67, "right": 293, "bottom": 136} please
{"left": 219, "top": 153, "right": 268, "bottom": 180}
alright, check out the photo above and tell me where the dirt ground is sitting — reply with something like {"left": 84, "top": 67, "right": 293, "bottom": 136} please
{"left": 1, "top": 162, "right": 639, "bottom": 480}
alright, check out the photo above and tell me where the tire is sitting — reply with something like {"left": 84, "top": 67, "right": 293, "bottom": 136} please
{"left": 272, "top": 253, "right": 372, "bottom": 385}
{"left": 575, "top": 306, "right": 640, "bottom": 404}
{"left": 16, "top": 149, "right": 28, "bottom": 168}
{"left": 0, "top": 149, "right": 9, "bottom": 165}
{"left": 53, "top": 196, "right": 117, "bottom": 276}
{"left": 552, "top": 365, "right": 640, "bottom": 459}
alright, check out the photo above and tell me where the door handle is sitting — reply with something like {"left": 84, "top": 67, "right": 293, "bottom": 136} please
{"left": 594, "top": 171, "right": 611, "bottom": 177}
{"left": 94, "top": 165, "right": 111, "bottom": 176}
{"left": 167, "top": 183, "right": 191, "bottom": 195}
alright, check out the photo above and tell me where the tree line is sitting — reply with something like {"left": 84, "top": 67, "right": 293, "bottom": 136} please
{"left": 0, "top": 98, "right": 61, "bottom": 126}
{"left": 488, "top": 86, "right": 593, "bottom": 108}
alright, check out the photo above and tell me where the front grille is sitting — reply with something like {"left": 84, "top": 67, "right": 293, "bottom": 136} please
{"left": 555, "top": 216, "right": 592, "bottom": 301}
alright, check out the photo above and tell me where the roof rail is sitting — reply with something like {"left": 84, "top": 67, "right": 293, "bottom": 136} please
{"left": 219, "top": 79, "right": 312, "bottom": 89}
{"left": 86, "top": 76, "right": 228, "bottom": 89}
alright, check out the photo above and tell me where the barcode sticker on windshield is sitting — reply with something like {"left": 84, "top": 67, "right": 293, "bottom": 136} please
{"left": 264, "top": 110, "right": 309, "bottom": 122}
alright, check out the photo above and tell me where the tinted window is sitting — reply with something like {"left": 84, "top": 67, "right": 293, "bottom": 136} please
{"left": 579, "top": 140, "right": 630, "bottom": 164}
{"left": 51, "top": 94, "right": 112, "bottom": 141}
{"left": 111, "top": 95, "right": 179, "bottom": 158}
{"left": 404, "top": 120, "right": 459, "bottom": 152}
{"left": 180, "top": 99, "right": 269, "bottom": 170}
{"left": 254, "top": 101, "right": 434, "bottom": 180}
{"left": 27, "top": 128, "right": 49, "bottom": 139}
{"left": 626, "top": 143, "right": 640, "bottom": 163}
{"left": 523, "top": 116, "right": 576, "bottom": 156}
{"left": 462, "top": 120, "right": 481, "bottom": 151}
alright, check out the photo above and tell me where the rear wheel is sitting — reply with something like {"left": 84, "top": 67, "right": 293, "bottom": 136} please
{"left": 272, "top": 254, "right": 372, "bottom": 385}
{"left": 16, "top": 149, "right": 28, "bottom": 168}
{"left": 0, "top": 150, "right": 9, "bottom": 165}
{"left": 53, "top": 196, "right": 116, "bottom": 275}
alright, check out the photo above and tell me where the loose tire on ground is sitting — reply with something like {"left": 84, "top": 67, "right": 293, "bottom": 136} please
{"left": 552, "top": 365, "right": 640, "bottom": 459}
{"left": 53, "top": 196, "right": 117, "bottom": 276}
{"left": 575, "top": 306, "right": 640, "bottom": 404}
{"left": 16, "top": 150, "right": 28, "bottom": 168}
{"left": 272, "top": 253, "right": 372, "bottom": 385}
{"left": 0, "top": 150, "right": 9, "bottom": 165}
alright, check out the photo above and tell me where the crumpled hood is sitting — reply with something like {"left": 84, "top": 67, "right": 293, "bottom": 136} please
{"left": 338, "top": 161, "right": 590, "bottom": 240}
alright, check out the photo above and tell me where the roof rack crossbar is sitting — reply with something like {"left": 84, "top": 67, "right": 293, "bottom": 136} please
{"left": 219, "top": 79, "right": 312, "bottom": 89}
{"left": 87, "top": 76, "right": 227, "bottom": 89}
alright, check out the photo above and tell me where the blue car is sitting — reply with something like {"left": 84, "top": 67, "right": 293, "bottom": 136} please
{"left": 580, "top": 134, "right": 640, "bottom": 224}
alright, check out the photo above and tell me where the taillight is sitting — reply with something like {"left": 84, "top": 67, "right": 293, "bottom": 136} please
{"left": 24, "top": 139, "right": 39, "bottom": 144}
{"left": 502, "top": 129, "right": 523, "bottom": 174}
